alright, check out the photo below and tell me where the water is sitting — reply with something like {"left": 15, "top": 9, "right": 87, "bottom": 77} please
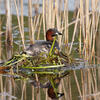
{"left": 0, "top": 0, "right": 100, "bottom": 100}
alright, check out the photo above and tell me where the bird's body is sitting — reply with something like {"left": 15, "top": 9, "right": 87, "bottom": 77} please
{"left": 25, "top": 40, "right": 59, "bottom": 56}
{"left": 24, "top": 28, "right": 62, "bottom": 56}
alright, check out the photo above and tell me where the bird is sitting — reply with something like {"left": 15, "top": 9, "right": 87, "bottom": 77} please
{"left": 30, "top": 77, "right": 64, "bottom": 99}
{"left": 47, "top": 78, "right": 64, "bottom": 99}
{"left": 24, "top": 28, "right": 62, "bottom": 56}
{"left": 48, "top": 87, "right": 64, "bottom": 100}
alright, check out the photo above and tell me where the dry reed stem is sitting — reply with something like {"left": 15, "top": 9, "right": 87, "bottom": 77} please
{"left": 21, "top": 0, "right": 24, "bottom": 45}
{"left": 36, "top": 88, "right": 40, "bottom": 100}
{"left": 73, "top": 71, "right": 82, "bottom": 97}
{"left": 64, "top": 0, "right": 68, "bottom": 45}
{"left": 45, "top": 0, "right": 48, "bottom": 29}
{"left": 32, "top": 86, "right": 34, "bottom": 100}
{"left": 48, "top": 0, "right": 52, "bottom": 29}
{"left": 51, "top": 0, "right": 55, "bottom": 28}
{"left": 87, "top": 69, "right": 92, "bottom": 100}
{"left": 28, "top": 0, "right": 34, "bottom": 44}
{"left": 69, "top": 9, "right": 80, "bottom": 54}
{"left": 0, "top": 76, "right": 4, "bottom": 100}
{"left": 45, "top": 88, "right": 49, "bottom": 100}
{"left": 21, "top": 81, "right": 26, "bottom": 100}
{"left": 69, "top": 78, "right": 72, "bottom": 100}
{"left": 79, "top": 21, "right": 82, "bottom": 54}
{"left": 92, "top": 68, "right": 98, "bottom": 99}
{"left": 58, "top": 80, "right": 63, "bottom": 100}
{"left": 80, "top": 0, "right": 84, "bottom": 54}
{"left": 82, "top": 18, "right": 91, "bottom": 61}
{"left": 81, "top": 69, "right": 86, "bottom": 100}
{"left": 84, "top": 0, "right": 89, "bottom": 60}
{"left": 33, "top": 15, "right": 40, "bottom": 35}
{"left": 42, "top": 0, "right": 46, "bottom": 40}
{"left": 45, "top": 0, "right": 49, "bottom": 29}
{"left": 0, "top": 17, "right": 1, "bottom": 60}
{"left": 5, "top": 0, "right": 13, "bottom": 47}
{"left": 7, "top": 78, "right": 12, "bottom": 100}
{"left": 55, "top": 0, "right": 62, "bottom": 47}
{"left": 66, "top": 12, "right": 92, "bottom": 29}
{"left": 63, "top": 77, "right": 72, "bottom": 100}
{"left": 61, "top": 79, "right": 67, "bottom": 100}
{"left": 84, "top": 69, "right": 89, "bottom": 100}
{"left": 37, "top": 16, "right": 43, "bottom": 40}
{"left": 0, "top": 14, "right": 3, "bottom": 99}
{"left": 14, "top": 0, "right": 25, "bottom": 50}
{"left": 91, "top": 11, "right": 100, "bottom": 61}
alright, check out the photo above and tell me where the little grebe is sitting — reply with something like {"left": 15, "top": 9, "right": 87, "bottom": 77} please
{"left": 25, "top": 28, "right": 62, "bottom": 56}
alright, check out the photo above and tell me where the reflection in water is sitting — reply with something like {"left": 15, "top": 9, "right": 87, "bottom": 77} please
{"left": 0, "top": 42, "right": 100, "bottom": 100}
{"left": 0, "top": 47, "right": 71, "bottom": 100}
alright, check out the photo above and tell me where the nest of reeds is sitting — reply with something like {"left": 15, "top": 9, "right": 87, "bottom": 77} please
{"left": 2, "top": 38, "right": 72, "bottom": 87}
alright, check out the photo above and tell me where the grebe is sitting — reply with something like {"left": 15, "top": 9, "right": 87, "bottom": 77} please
{"left": 25, "top": 28, "right": 62, "bottom": 56}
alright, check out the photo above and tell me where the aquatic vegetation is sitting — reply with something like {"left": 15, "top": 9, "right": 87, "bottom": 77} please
{"left": 0, "top": 37, "right": 72, "bottom": 99}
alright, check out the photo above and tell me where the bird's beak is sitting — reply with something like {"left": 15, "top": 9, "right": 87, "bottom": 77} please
{"left": 58, "top": 32, "right": 62, "bottom": 35}
{"left": 52, "top": 32, "right": 62, "bottom": 37}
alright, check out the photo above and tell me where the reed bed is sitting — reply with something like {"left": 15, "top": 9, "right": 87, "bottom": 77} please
{"left": 0, "top": 0, "right": 100, "bottom": 100}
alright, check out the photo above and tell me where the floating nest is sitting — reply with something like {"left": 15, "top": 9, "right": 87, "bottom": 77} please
{"left": 1, "top": 48, "right": 72, "bottom": 85}
{"left": 0, "top": 38, "right": 73, "bottom": 90}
